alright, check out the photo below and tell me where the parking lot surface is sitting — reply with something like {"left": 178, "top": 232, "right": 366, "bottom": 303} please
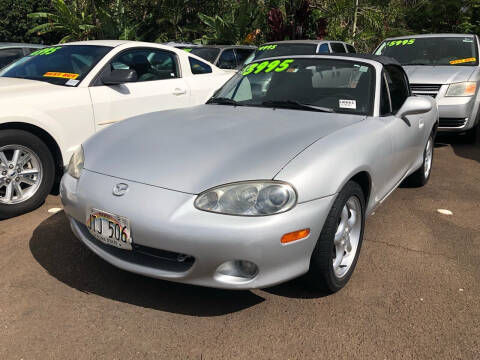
{"left": 1, "top": 136, "right": 479, "bottom": 359}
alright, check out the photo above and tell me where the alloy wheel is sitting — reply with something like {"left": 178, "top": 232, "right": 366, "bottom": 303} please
{"left": 0, "top": 145, "right": 43, "bottom": 205}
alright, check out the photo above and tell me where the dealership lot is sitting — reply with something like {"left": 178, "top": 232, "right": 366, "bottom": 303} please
{"left": 0, "top": 135, "right": 479, "bottom": 359}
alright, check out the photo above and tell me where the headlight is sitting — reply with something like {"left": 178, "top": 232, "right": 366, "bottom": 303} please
{"left": 445, "top": 82, "right": 477, "bottom": 97}
{"left": 194, "top": 181, "right": 297, "bottom": 216}
{"left": 67, "top": 146, "right": 84, "bottom": 179}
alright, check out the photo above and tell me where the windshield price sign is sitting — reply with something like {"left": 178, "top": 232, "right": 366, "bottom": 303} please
{"left": 242, "top": 59, "right": 294, "bottom": 75}
{"left": 30, "top": 47, "right": 62, "bottom": 56}
{"left": 387, "top": 39, "right": 415, "bottom": 46}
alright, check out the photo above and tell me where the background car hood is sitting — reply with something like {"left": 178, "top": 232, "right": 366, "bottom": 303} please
{"left": 83, "top": 105, "right": 364, "bottom": 194}
{"left": 404, "top": 65, "right": 476, "bottom": 84}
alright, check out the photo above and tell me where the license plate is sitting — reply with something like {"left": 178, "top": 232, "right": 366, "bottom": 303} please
{"left": 86, "top": 209, "right": 133, "bottom": 250}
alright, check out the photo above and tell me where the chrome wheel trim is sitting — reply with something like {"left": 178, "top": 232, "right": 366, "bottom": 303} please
{"left": 0, "top": 145, "right": 43, "bottom": 205}
{"left": 424, "top": 137, "right": 433, "bottom": 179}
{"left": 332, "top": 196, "right": 362, "bottom": 279}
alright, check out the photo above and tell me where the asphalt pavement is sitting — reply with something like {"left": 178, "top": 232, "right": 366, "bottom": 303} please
{"left": 1, "top": 134, "right": 479, "bottom": 359}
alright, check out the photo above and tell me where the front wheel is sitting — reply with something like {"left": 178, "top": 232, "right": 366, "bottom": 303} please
{"left": 306, "top": 181, "right": 365, "bottom": 293}
{"left": 404, "top": 134, "right": 434, "bottom": 187}
{"left": 0, "top": 130, "right": 55, "bottom": 219}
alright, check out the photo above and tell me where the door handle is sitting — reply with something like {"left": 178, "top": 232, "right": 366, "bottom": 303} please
{"left": 419, "top": 117, "right": 425, "bottom": 129}
{"left": 172, "top": 88, "right": 187, "bottom": 95}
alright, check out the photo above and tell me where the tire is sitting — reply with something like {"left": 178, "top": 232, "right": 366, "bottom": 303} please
{"left": 306, "top": 181, "right": 365, "bottom": 293}
{"left": 404, "top": 133, "right": 434, "bottom": 187}
{"left": 0, "top": 130, "right": 55, "bottom": 219}
{"left": 462, "top": 125, "right": 477, "bottom": 144}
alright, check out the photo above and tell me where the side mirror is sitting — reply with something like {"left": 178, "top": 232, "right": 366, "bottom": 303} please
{"left": 102, "top": 69, "right": 137, "bottom": 85}
{"left": 397, "top": 96, "right": 433, "bottom": 124}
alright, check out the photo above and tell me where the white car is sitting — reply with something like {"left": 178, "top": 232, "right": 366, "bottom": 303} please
{"left": 0, "top": 40, "right": 233, "bottom": 219}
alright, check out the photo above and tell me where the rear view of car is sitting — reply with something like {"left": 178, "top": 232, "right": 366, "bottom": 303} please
{"left": 244, "top": 40, "right": 356, "bottom": 65}
{"left": 375, "top": 34, "right": 480, "bottom": 142}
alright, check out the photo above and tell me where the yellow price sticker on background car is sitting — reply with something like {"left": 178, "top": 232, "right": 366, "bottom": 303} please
{"left": 183, "top": 48, "right": 193, "bottom": 52}
{"left": 387, "top": 39, "right": 415, "bottom": 46}
{"left": 242, "top": 59, "right": 294, "bottom": 75}
{"left": 449, "top": 57, "right": 476, "bottom": 65}
{"left": 43, "top": 72, "right": 79, "bottom": 79}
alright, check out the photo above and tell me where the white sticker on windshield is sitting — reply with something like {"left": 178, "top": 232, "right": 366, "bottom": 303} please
{"left": 65, "top": 79, "right": 79, "bottom": 86}
{"left": 463, "top": 38, "right": 473, "bottom": 43}
{"left": 339, "top": 99, "right": 356, "bottom": 109}
{"left": 359, "top": 66, "right": 369, "bottom": 72}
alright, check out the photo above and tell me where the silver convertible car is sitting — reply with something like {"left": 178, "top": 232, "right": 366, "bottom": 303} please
{"left": 61, "top": 54, "right": 438, "bottom": 293}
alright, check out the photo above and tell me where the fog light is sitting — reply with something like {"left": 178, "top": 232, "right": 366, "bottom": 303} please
{"left": 216, "top": 260, "right": 258, "bottom": 279}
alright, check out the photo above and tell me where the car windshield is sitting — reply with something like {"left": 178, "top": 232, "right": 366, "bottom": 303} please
{"left": 0, "top": 45, "right": 111, "bottom": 86}
{"left": 190, "top": 48, "right": 221, "bottom": 63}
{"left": 244, "top": 43, "right": 318, "bottom": 64}
{"left": 375, "top": 36, "right": 478, "bottom": 66}
{"left": 209, "top": 58, "right": 375, "bottom": 115}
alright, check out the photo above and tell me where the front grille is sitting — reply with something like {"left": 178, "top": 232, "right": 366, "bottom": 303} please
{"left": 439, "top": 118, "right": 468, "bottom": 128}
{"left": 410, "top": 84, "right": 442, "bottom": 98}
{"left": 75, "top": 220, "right": 195, "bottom": 273}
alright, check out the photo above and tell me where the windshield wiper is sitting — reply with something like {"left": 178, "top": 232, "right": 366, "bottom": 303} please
{"left": 403, "top": 62, "right": 429, "bottom": 66}
{"left": 261, "top": 100, "right": 335, "bottom": 113}
{"left": 206, "top": 97, "right": 244, "bottom": 106}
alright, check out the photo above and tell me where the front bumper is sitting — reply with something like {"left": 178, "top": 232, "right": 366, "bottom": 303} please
{"left": 60, "top": 170, "right": 335, "bottom": 289}
{"left": 434, "top": 88, "right": 479, "bottom": 132}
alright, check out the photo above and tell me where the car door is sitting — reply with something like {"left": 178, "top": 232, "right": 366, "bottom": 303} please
{"left": 88, "top": 47, "right": 190, "bottom": 130}
{"left": 381, "top": 66, "right": 423, "bottom": 185}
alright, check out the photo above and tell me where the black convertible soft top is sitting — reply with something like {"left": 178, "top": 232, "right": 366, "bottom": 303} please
{"left": 333, "top": 53, "right": 402, "bottom": 67}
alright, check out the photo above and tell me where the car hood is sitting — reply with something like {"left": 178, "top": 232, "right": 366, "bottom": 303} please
{"left": 83, "top": 105, "right": 364, "bottom": 194}
{"left": 0, "top": 77, "right": 57, "bottom": 96}
{"left": 404, "top": 65, "right": 476, "bottom": 84}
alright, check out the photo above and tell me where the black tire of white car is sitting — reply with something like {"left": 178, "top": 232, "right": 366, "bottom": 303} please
{"left": 404, "top": 133, "right": 434, "bottom": 187}
{"left": 0, "top": 130, "right": 55, "bottom": 220}
{"left": 307, "top": 181, "right": 365, "bottom": 293}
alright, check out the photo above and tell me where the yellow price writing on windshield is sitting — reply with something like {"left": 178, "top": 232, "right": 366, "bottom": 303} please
{"left": 449, "top": 57, "right": 476, "bottom": 65}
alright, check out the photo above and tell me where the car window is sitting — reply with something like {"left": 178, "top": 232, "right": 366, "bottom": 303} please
{"left": 235, "top": 49, "right": 255, "bottom": 65}
{"left": 318, "top": 43, "right": 330, "bottom": 54}
{"left": 217, "top": 49, "right": 237, "bottom": 69}
{"left": 346, "top": 44, "right": 356, "bottom": 53}
{"left": 189, "top": 57, "right": 212, "bottom": 74}
{"left": 375, "top": 36, "right": 478, "bottom": 66}
{"left": 380, "top": 74, "right": 392, "bottom": 115}
{"left": 384, "top": 65, "right": 409, "bottom": 113}
{"left": 0, "top": 45, "right": 111, "bottom": 86}
{"left": 110, "top": 49, "right": 179, "bottom": 82}
{"left": 189, "top": 48, "right": 220, "bottom": 63}
{"left": 330, "top": 43, "right": 347, "bottom": 53}
{"left": 213, "top": 58, "right": 375, "bottom": 115}
{"left": 0, "top": 48, "right": 24, "bottom": 69}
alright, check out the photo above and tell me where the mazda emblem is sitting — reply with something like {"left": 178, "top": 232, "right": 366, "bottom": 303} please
{"left": 112, "top": 183, "right": 129, "bottom": 196}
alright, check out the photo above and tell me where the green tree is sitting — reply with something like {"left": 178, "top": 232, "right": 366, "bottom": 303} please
{"left": 28, "top": 0, "right": 96, "bottom": 43}
{"left": 0, "top": 0, "right": 53, "bottom": 43}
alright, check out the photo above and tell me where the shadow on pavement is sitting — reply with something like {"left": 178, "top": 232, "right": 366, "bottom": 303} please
{"left": 29, "top": 212, "right": 265, "bottom": 317}
{"left": 263, "top": 278, "right": 328, "bottom": 299}
{"left": 436, "top": 128, "right": 480, "bottom": 163}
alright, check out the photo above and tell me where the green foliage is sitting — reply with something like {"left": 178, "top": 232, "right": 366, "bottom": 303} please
{"left": 28, "top": 0, "right": 96, "bottom": 43}
{"left": 0, "top": 0, "right": 477, "bottom": 49}
{"left": 197, "top": 0, "right": 265, "bottom": 44}
{"left": 0, "top": 0, "right": 53, "bottom": 43}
